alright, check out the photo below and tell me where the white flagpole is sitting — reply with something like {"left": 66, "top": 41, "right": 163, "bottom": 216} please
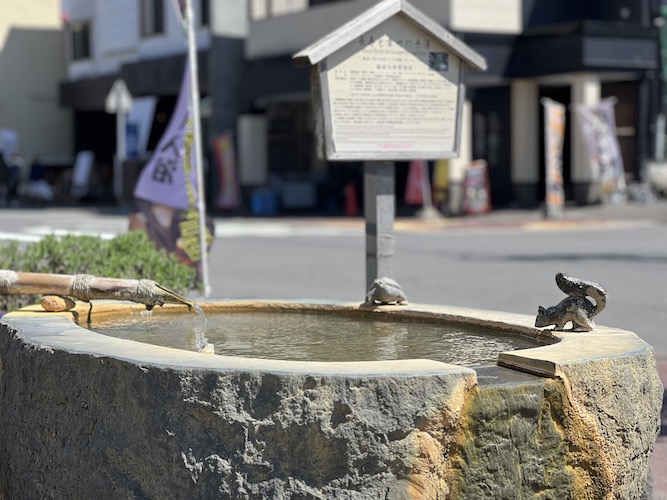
{"left": 183, "top": 0, "right": 211, "bottom": 297}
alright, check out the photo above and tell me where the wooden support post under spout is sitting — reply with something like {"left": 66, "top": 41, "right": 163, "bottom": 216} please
{"left": 364, "top": 161, "right": 395, "bottom": 292}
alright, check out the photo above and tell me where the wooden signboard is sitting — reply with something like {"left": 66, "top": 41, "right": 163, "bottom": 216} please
{"left": 294, "top": 0, "right": 486, "bottom": 161}
{"left": 293, "top": 0, "right": 486, "bottom": 292}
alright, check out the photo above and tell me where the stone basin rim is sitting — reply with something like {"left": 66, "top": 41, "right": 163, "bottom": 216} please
{"left": 2, "top": 299, "right": 652, "bottom": 379}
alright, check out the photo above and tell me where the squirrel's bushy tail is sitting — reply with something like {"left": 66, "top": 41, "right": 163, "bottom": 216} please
{"left": 555, "top": 272, "right": 607, "bottom": 316}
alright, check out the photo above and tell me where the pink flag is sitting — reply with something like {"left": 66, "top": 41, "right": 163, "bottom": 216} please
{"left": 212, "top": 132, "right": 241, "bottom": 210}
{"left": 542, "top": 98, "right": 565, "bottom": 218}
{"left": 404, "top": 160, "right": 426, "bottom": 205}
{"left": 133, "top": 64, "right": 197, "bottom": 210}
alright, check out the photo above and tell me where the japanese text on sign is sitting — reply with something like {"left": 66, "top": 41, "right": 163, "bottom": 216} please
{"left": 325, "top": 16, "right": 460, "bottom": 155}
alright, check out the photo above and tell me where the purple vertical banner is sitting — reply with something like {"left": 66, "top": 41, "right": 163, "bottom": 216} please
{"left": 130, "top": 64, "right": 214, "bottom": 278}
{"left": 133, "top": 65, "right": 195, "bottom": 210}
{"left": 542, "top": 98, "right": 565, "bottom": 219}
{"left": 575, "top": 98, "right": 627, "bottom": 202}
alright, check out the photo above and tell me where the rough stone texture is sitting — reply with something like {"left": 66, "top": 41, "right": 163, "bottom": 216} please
{"left": 457, "top": 370, "right": 574, "bottom": 499}
{"left": 0, "top": 302, "right": 661, "bottom": 499}
{"left": 500, "top": 328, "right": 663, "bottom": 500}
{"left": 40, "top": 295, "right": 76, "bottom": 312}
{"left": 555, "top": 353, "right": 663, "bottom": 500}
{"left": 0, "top": 321, "right": 476, "bottom": 499}
{"left": 457, "top": 360, "right": 662, "bottom": 500}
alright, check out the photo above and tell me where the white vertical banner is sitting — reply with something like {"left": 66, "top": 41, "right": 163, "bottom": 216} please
{"left": 574, "top": 98, "right": 627, "bottom": 202}
{"left": 0, "top": 129, "right": 18, "bottom": 163}
{"left": 212, "top": 132, "right": 241, "bottom": 210}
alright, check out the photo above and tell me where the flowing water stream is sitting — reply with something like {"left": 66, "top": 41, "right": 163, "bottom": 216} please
{"left": 192, "top": 304, "right": 214, "bottom": 353}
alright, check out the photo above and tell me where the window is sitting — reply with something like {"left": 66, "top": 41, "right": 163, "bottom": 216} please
{"left": 249, "top": 0, "right": 307, "bottom": 21}
{"left": 250, "top": 0, "right": 268, "bottom": 21}
{"left": 141, "top": 0, "right": 165, "bottom": 37}
{"left": 71, "top": 20, "right": 91, "bottom": 60}
{"left": 200, "top": 0, "right": 210, "bottom": 26}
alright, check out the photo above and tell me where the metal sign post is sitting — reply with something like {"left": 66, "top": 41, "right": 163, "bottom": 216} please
{"left": 294, "top": 0, "right": 486, "bottom": 296}
{"left": 364, "top": 162, "right": 395, "bottom": 291}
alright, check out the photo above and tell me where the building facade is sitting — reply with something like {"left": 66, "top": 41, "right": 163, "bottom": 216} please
{"left": 0, "top": 1, "right": 72, "bottom": 166}
{"left": 59, "top": 0, "right": 662, "bottom": 210}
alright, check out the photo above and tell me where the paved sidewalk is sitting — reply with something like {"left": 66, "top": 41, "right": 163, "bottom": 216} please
{"left": 2, "top": 196, "right": 667, "bottom": 237}
{"left": 217, "top": 196, "right": 667, "bottom": 235}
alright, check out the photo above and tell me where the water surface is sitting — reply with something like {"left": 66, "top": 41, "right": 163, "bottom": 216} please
{"left": 89, "top": 311, "right": 544, "bottom": 367}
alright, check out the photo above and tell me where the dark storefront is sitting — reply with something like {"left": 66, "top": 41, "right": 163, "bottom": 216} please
{"left": 59, "top": 0, "right": 661, "bottom": 211}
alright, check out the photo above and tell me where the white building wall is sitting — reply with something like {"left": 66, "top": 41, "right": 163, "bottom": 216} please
{"left": 570, "top": 72, "right": 601, "bottom": 203}
{"left": 450, "top": 0, "right": 521, "bottom": 34}
{"left": 212, "top": 0, "right": 250, "bottom": 37}
{"left": 64, "top": 0, "right": 95, "bottom": 19}
{"left": 98, "top": 0, "right": 139, "bottom": 58}
{"left": 0, "top": 0, "right": 72, "bottom": 161}
{"left": 447, "top": 99, "right": 471, "bottom": 213}
{"left": 247, "top": 0, "right": 376, "bottom": 59}
{"left": 511, "top": 79, "right": 539, "bottom": 184}
{"left": 238, "top": 114, "right": 268, "bottom": 185}
{"left": 66, "top": 0, "right": 210, "bottom": 81}
{"left": 246, "top": 0, "right": 521, "bottom": 60}
{"left": 247, "top": 0, "right": 450, "bottom": 59}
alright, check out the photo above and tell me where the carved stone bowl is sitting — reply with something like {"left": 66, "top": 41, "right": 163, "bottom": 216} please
{"left": 0, "top": 300, "right": 661, "bottom": 499}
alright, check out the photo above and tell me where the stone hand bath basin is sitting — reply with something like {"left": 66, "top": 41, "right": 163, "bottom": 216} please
{"left": 0, "top": 300, "right": 661, "bottom": 499}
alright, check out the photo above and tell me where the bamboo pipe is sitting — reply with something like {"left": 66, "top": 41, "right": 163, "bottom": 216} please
{"left": 0, "top": 270, "right": 193, "bottom": 310}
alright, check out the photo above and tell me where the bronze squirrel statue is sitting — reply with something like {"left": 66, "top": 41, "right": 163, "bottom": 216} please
{"left": 535, "top": 273, "right": 607, "bottom": 331}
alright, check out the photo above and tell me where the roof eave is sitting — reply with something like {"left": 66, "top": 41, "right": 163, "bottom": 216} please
{"left": 293, "top": 0, "right": 487, "bottom": 72}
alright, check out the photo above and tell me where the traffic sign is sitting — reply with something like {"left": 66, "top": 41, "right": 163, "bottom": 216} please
{"left": 105, "top": 79, "right": 133, "bottom": 114}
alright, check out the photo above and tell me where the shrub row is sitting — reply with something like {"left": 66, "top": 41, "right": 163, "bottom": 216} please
{"left": 0, "top": 231, "right": 198, "bottom": 313}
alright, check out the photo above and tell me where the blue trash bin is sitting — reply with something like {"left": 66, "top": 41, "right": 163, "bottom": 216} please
{"left": 251, "top": 189, "right": 279, "bottom": 216}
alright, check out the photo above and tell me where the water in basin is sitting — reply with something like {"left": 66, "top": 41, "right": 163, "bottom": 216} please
{"left": 89, "top": 310, "right": 544, "bottom": 367}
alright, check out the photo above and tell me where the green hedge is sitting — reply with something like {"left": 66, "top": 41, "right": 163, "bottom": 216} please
{"left": 0, "top": 231, "right": 198, "bottom": 313}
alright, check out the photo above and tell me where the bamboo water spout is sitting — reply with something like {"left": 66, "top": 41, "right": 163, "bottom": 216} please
{"left": 0, "top": 270, "right": 193, "bottom": 311}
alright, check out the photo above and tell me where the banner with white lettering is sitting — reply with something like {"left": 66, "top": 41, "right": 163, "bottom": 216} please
{"left": 574, "top": 98, "right": 627, "bottom": 202}
{"left": 462, "top": 160, "right": 491, "bottom": 215}
{"left": 131, "top": 64, "right": 213, "bottom": 277}
{"left": 542, "top": 98, "right": 565, "bottom": 218}
{"left": 133, "top": 66, "right": 195, "bottom": 209}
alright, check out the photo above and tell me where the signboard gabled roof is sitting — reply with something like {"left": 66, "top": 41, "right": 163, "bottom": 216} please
{"left": 293, "top": 0, "right": 487, "bottom": 71}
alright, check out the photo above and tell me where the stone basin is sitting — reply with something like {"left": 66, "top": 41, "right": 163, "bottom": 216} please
{"left": 0, "top": 300, "right": 662, "bottom": 499}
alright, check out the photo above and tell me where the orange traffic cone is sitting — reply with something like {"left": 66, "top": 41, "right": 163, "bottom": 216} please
{"left": 344, "top": 182, "right": 359, "bottom": 216}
